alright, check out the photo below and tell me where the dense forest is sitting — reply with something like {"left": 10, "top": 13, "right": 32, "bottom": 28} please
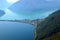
{"left": 35, "top": 10, "right": 60, "bottom": 40}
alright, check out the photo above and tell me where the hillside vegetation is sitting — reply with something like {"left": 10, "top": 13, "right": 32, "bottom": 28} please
{"left": 35, "top": 10, "right": 60, "bottom": 40}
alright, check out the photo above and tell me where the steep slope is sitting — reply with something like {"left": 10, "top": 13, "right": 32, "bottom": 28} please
{"left": 35, "top": 10, "right": 60, "bottom": 40}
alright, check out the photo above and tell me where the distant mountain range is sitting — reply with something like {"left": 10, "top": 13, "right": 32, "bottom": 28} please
{"left": 0, "top": 19, "right": 43, "bottom": 26}
{"left": 35, "top": 9, "right": 60, "bottom": 40}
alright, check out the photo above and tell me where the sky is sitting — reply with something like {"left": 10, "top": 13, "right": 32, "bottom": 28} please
{"left": 0, "top": 0, "right": 60, "bottom": 20}
{"left": 9, "top": 0, "right": 60, "bottom": 11}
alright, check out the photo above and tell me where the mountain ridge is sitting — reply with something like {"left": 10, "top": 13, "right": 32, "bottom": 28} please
{"left": 35, "top": 9, "right": 60, "bottom": 40}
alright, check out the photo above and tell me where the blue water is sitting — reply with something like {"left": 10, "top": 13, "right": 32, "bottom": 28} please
{"left": 0, "top": 21, "right": 35, "bottom": 40}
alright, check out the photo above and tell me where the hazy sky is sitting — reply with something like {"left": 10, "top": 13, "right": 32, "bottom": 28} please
{"left": 9, "top": 0, "right": 60, "bottom": 11}
{"left": 0, "top": 0, "right": 19, "bottom": 10}
{"left": 0, "top": 0, "right": 60, "bottom": 20}
{"left": 0, "top": 0, "right": 60, "bottom": 10}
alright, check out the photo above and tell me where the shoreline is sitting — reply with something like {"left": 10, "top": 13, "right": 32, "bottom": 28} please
{"left": 0, "top": 20, "right": 37, "bottom": 40}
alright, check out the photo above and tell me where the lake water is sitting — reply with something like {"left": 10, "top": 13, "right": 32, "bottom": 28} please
{"left": 0, "top": 21, "right": 35, "bottom": 40}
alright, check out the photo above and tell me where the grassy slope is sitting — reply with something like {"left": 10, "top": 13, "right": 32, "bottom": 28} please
{"left": 43, "top": 32, "right": 60, "bottom": 40}
{"left": 35, "top": 10, "right": 60, "bottom": 40}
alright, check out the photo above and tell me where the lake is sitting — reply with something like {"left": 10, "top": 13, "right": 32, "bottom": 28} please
{"left": 0, "top": 21, "right": 35, "bottom": 40}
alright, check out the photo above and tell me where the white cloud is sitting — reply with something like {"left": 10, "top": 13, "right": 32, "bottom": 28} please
{"left": 6, "top": 0, "right": 19, "bottom": 4}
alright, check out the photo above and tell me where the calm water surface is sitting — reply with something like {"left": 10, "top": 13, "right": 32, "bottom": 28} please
{"left": 0, "top": 21, "right": 35, "bottom": 40}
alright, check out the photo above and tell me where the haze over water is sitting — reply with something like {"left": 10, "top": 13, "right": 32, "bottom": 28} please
{"left": 0, "top": 21, "right": 35, "bottom": 40}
